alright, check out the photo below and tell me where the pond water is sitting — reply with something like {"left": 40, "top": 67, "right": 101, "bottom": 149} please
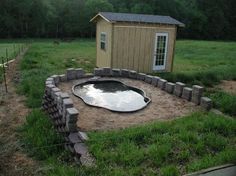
{"left": 72, "top": 80, "right": 150, "bottom": 112}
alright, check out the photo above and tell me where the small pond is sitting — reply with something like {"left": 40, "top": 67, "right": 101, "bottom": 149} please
{"left": 72, "top": 80, "right": 151, "bottom": 112}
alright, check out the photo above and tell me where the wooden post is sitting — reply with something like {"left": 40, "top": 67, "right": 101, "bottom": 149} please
{"left": 1, "top": 57, "right": 8, "bottom": 93}
{"left": 13, "top": 44, "right": 16, "bottom": 57}
{"left": 6, "top": 48, "right": 9, "bottom": 68}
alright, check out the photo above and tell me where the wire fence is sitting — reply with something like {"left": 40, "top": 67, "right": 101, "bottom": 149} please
{"left": 0, "top": 42, "right": 30, "bottom": 98}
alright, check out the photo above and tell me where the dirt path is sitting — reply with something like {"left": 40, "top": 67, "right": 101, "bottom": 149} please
{"left": 0, "top": 50, "right": 39, "bottom": 176}
{"left": 217, "top": 80, "right": 236, "bottom": 95}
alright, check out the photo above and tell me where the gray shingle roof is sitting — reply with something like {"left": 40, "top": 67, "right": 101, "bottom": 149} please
{"left": 96, "top": 12, "right": 184, "bottom": 27}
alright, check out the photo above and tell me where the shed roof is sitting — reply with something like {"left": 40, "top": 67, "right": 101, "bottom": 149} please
{"left": 90, "top": 12, "right": 185, "bottom": 27}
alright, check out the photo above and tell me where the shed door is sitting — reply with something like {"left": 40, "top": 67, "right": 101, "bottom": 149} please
{"left": 153, "top": 33, "right": 168, "bottom": 71}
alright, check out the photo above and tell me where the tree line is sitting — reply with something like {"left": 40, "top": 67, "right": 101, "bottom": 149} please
{"left": 0, "top": 0, "right": 235, "bottom": 40}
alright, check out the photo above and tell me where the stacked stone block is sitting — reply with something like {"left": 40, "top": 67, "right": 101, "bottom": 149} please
{"left": 165, "top": 82, "right": 175, "bottom": 94}
{"left": 102, "top": 67, "right": 112, "bottom": 76}
{"left": 121, "top": 69, "right": 129, "bottom": 77}
{"left": 192, "top": 85, "right": 204, "bottom": 105}
{"left": 158, "top": 79, "right": 167, "bottom": 90}
{"left": 151, "top": 76, "right": 160, "bottom": 86}
{"left": 144, "top": 75, "right": 153, "bottom": 84}
{"left": 182, "top": 87, "right": 192, "bottom": 101}
{"left": 200, "top": 97, "right": 212, "bottom": 111}
{"left": 42, "top": 69, "right": 95, "bottom": 166}
{"left": 174, "top": 82, "right": 185, "bottom": 97}
{"left": 129, "top": 70, "right": 137, "bottom": 79}
{"left": 94, "top": 68, "right": 103, "bottom": 76}
{"left": 111, "top": 68, "right": 121, "bottom": 77}
{"left": 137, "top": 73, "right": 146, "bottom": 81}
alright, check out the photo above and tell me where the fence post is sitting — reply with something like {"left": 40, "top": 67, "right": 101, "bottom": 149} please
{"left": 1, "top": 57, "right": 8, "bottom": 93}
{"left": 6, "top": 48, "right": 9, "bottom": 69}
{"left": 13, "top": 44, "right": 16, "bottom": 58}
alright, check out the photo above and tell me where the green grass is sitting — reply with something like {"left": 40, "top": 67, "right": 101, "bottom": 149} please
{"left": 85, "top": 112, "right": 236, "bottom": 175}
{"left": 18, "top": 39, "right": 95, "bottom": 108}
{"left": 206, "top": 90, "right": 236, "bottom": 116}
{"left": 11, "top": 39, "right": 236, "bottom": 175}
{"left": 157, "top": 40, "right": 236, "bottom": 87}
{"left": 20, "top": 109, "right": 64, "bottom": 159}
{"left": 0, "top": 42, "right": 24, "bottom": 82}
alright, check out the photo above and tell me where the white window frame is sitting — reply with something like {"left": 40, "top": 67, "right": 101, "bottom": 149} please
{"left": 153, "top": 33, "right": 168, "bottom": 71}
{"left": 100, "top": 32, "right": 107, "bottom": 51}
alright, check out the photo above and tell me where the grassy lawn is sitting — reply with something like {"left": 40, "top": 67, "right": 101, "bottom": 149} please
{"left": 4, "top": 39, "right": 236, "bottom": 175}
{"left": 159, "top": 40, "right": 236, "bottom": 87}
{"left": 86, "top": 112, "right": 236, "bottom": 175}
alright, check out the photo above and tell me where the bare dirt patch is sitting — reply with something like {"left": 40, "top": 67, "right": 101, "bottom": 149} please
{"left": 0, "top": 50, "right": 39, "bottom": 176}
{"left": 58, "top": 77, "right": 199, "bottom": 131}
{"left": 217, "top": 80, "right": 236, "bottom": 94}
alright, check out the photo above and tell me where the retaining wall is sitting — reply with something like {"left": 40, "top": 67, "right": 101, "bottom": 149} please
{"left": 42, "top": 67, "right": 213, "bottom": 166}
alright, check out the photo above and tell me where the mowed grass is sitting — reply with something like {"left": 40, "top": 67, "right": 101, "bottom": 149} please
{"left": 18, "top": 39, "right": 95, "bottom": 107}
{"left": 159, "top": 40, "right": 236, "bottom": 87}
{"left": 15, "top": 39, "right": 236, "bottom": 175}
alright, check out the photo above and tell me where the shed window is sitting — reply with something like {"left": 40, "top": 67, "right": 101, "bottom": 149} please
{"left": 100, "top": 32, "right": 106, "bottom": 50}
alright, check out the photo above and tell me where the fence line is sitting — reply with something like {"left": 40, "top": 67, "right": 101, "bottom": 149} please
{"left": 0, "top": 42, "right": 30, "bottom": 95}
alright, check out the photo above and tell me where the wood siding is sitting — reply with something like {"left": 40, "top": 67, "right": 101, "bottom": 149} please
{"left": 96, "top": 18, "right": 112, "bottom": 67}
{"left": 112, "top": 23, "right": 176, "bottom": 73}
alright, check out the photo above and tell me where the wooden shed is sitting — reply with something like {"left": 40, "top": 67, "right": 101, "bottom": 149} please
{"left": 90, "top": 12, "right": 184, "bottom": 73}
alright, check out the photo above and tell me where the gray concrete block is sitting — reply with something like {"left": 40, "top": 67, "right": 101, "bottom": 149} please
{"left": 59, "top": 74, "right": 67, "bottom": 82}
{"left": 68, "top": 132, "right": 81, "bottom": 144}
{"left": 66, "top": 107, "right": 79, "bottom": 123}
{"left": 111, "top": 68, "right": 121, "bottom": 77}
{"left": 45, "top": 80, "right": 54, "bottom": 85}
{"left": 121, "top": 69, "right": 129, "bottom": 77}
{"left": 174, "top": 82, "right": 185, "bottom": 97}
{"left": 62, "top": 99, "right": 73, "bottom": 122}
{"left": 200, "top": 97, "right": 212, "bottom": 111}
{"left": 78, "top": 131, "right": 89, "bottom": 141}
{"left": 60, "top": 93, "right": 70, "bottom": 101}
{"left": 158, "top": 79, "right": 167, "bottom": 90}
{"left": 144, "top": 75, "right": 153, "bottom": 84}
{"left": 46, "top": 84, "right": 55, "bottom": 95}
{"left": 192, "top": 85, "right": 204, "bottom": 105}
{"left": 66, "top": 68, "right": 77, "bottom": 80}
{"left": 65, "top": 122, "right": 77, "bottom": 132}
{"left": 74, "top": 143, "right": 88, "bottom": 156}
{"left": 51, "top": 87, "right": 60, "bottom": 98}
{"left": 129, "top": 70, "right": 137, "bottom": 79}
{"left": 151, "top": 76, "right": 160, "bottom": 86}
{"left": 51, "top": 75, "right": 60, "bottom": 85}
{"left": 165, "top": 82, "right": 176, "bottom": 94}
{"left": 94, "top": 68, "right": 103, "bottom": 76}
{"left": 182, "top": 87, "right": 193, "bottom": 101}
{"left": 83, "top": 73, "right": 94, "bottom": 78}
{"left": 192, "top": 85, "right": 204, "bottom": 95}
{"left": 75, "top": 68, "right": 85, "bottom": 79}
{"left": 102, "top": 67, "right": 111, "bottom": 76}
{"left": 46, "top": 77, "right": 54, "bottom": 82}
{"left": 137, "top": 73, "right": 146, "bottom": 81}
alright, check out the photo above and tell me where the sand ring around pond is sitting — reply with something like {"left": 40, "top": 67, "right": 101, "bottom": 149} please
{"left": 58, "top": 76, "right": 199, "bottom": 131}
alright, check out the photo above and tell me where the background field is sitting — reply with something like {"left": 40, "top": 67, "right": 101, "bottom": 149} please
{"left": 1, "top": 39, "right": 236, "bottom": 175}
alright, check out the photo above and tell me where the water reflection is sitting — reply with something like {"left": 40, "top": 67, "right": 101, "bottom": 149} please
{"left": 73, "top": 81, "right": 150, "bottom": 112}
